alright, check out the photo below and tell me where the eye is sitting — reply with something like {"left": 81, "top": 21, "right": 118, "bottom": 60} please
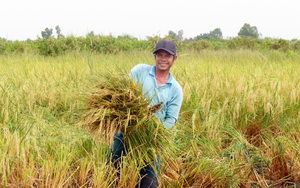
{"left": 166, "top": 54, "right": 172, "bottom": 58}
{"left": 158, "top": 54, "right": 163, "bottom": 58}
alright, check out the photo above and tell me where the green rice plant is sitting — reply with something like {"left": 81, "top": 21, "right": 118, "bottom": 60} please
{"left": 1, "top": 50, "right": 300, "bottom": 187}
{"left": 179, "top": 155, "right": 238, "bottom": 187}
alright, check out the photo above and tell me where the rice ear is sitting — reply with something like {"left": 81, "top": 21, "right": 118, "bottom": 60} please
{"left": 81, "top": 72, "right": 171, "bottom": 164}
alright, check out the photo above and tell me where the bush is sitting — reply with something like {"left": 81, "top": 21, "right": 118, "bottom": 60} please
{"left": 226, "top": 37, "right": 258, "bottom": 50}
{"left": 0, "top": 40, "right": 28, "bottom": 54}
{"left": 36, "top": 38, "right": 64, "bottom": 56}
{"left": 0, "top": 35, "right": 299, "bottom": 56}
{"left": 291, "top": 40, "right": 300, "bottom": 52}
{"left": 187, "top": 40, "right": 211, "bottom": 51}
{"left": 209, "top": 39, "right": 228, "bottom": 50}
{"left": 268, "top": 39, "right": 290, "bottom": 52}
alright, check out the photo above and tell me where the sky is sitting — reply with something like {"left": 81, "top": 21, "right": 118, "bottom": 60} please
{"left": 1, "top": 0, "right": 299, "bottom": 41}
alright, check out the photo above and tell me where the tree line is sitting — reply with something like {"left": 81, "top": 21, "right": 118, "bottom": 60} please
{"left": 38, "top": 23, "right": 259, "bottom": 41}
{"left": 0, "top": 23, "right": 299, "bottom": 56}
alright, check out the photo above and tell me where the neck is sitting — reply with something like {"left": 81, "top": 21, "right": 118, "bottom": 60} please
{"left": 155, "top": 69, "right": 169, "bottom": 77}
{"left": 156, "top": 70, "right": 169, "bottom": 78}
{"left": 155, "top": 70, "right": 169, "bottom": 85}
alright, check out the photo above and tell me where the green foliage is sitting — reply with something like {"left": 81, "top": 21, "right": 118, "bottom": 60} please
{"left": 0, "top": 34, "right": 299, "bottom": 56}
{"left": 193, "top": 28, "right": 223, "bottom": 40}
{"left": 167, "top": 30, "right": 184, "bottom": 42}
{"left": 168, "top": 30, "right": 177, "bottom": 40}
{"left": 41, "top": 27, "right": 53, "bottom": 39}
{"left": 0, "top": 40, "right": 28, "bottom": 54}
{"left": 146, "top": 35, "right": 164, "bottom": 49}
{"left": 91, "top": 36, "right": 114, "bottom": 53}
{"left": 226, "top": 37, "right": 258, "bottom": 50}
{"left": 209, "top": 39, "right": 228, "bottom": 50}
{"left": 0, "top": 40, "right": 6, "bottom": 54}
{"left": 238, "top": 23, "right": 259, "bottom": 39}
{"left": 187, "top": 40, "right": 211, "bottom": 51}
{"left": 268, "top": 39, "right": 290, "bottom": 52}
{"left": 0, "top": 37, "right": 7, "bottom": 41}
{"left": 210, "top": 28, "right": 223, "bottom": 39}
{"left": 30, "top": 35, "right": 150, "bottom": 56}
{"left": 36, "top": 38, "right": 64, "bottom": 56}
{"left": 291, "top": 40, "right": 300, "bottom": 51}
{"left": 62, "top": 35, "right": 84, "bottom": 52}
{"left": 55, "top": 25, "right": 63, "bottom": 39}
{"left": 194, "top": 33, "right": 211, "bottom": 40}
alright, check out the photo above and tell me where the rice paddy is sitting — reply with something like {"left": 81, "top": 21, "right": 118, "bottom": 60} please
{"left": 0, "top": 50, "right": 300, "bottom": 187}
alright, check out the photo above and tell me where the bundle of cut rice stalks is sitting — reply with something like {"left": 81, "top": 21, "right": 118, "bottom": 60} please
{"left": 82, "top": 72, "right": 171, "bottom": 167}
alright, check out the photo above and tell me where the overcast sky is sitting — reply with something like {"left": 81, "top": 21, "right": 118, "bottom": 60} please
{"left": 1, "top": 0, "right": 299, "bottom": 41}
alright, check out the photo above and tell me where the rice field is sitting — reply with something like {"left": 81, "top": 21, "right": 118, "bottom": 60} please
{"left": 1, "top": 50, "right": 300, "bottom": 187}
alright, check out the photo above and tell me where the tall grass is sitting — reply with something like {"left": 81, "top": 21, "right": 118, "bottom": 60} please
{"left": 0, "top": 50, "right": 300, "bottom": 187}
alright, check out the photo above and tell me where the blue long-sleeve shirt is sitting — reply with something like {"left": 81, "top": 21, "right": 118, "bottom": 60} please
{"left": 130, "top": 64, "right": 183, "bottom": 129}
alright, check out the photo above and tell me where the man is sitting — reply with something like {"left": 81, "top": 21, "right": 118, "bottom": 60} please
{"left": 110, "top": 40, "right": 183, "bottom": 188}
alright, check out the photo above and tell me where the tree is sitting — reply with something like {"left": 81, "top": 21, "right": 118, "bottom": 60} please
{"left": 41, "top": 27, "right": 53, "bottom": 39}
{"left": 87, "top": 31, "right": 95, "bottom": 37}
{"left": 177, "top": 30, "right": 184, "bottom": 42}
{"left": 209, "top": 28, "right": 223, "bottom": 39}
{"left": 168, "top": 31, "right": 177, "bottom": 40}
{"left": 194, "top": 28, "right": 223, "bottom": 40}
{"left": 194, "top": 33, "right": 210, "bottom": 40}
{"left": 0, "top": 37, "right": 7, "bottom": 41}
{"left": 238, "top": 23, "right": 259, "bottom": 39}
{"left": 55, "top": 25, "right": 63, "bottom": 39}
{"left": 167, "top": 30, "right": 184, "bottom": 42}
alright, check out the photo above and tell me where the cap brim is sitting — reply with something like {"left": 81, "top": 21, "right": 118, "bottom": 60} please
{"left": 153, "top": 48, "right": 175, "bottom": 55}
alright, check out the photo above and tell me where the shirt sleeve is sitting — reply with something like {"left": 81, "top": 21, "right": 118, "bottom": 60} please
{"left": 130, "top": 64, "right": 147, "bottom": 84}
{"left": 163, "top": 117, "right": 176, "bottom": 129}
{"left": 162, "top": 86, "right": 183, "bottom": 129}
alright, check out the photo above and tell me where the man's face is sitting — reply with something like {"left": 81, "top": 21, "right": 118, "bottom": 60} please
{"left": 154, "top": 50, "right": 177, "bottom": 72}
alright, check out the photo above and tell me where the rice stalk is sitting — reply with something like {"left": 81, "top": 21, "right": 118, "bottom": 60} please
{"left": 82, "top": 71, "right": 171, "bottom": 167}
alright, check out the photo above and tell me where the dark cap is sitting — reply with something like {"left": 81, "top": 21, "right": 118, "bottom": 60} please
{"left": 153, "top": 40, "right": 176, "bottom": 55}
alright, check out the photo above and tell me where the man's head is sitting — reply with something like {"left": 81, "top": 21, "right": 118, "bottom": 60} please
{"left": 153, "top": 40, "right": 177, "bottom": 72}
{"left": 153, "top": 40, "right": 176, "bottom": 56}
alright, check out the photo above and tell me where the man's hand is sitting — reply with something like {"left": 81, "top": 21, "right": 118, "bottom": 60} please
{"left": 148, "top": 102, "right": 163, "bottom": 115}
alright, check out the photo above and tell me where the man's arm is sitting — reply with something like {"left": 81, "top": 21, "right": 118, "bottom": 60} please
{"left": 162, "top": 87, "right": 183, "bottom": 129}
